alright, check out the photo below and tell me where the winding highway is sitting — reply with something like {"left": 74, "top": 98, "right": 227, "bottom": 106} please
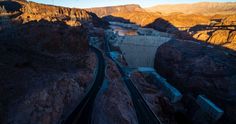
{"left": 64, "top": 46, "right": 105, "bottom": 124}
{"left": 64, "top": 31, "right": 161, "bottom": 124}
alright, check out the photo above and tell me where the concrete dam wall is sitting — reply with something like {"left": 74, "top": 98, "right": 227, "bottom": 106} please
{"left": 116, "top": 36, "right": 171, "bottom": 67}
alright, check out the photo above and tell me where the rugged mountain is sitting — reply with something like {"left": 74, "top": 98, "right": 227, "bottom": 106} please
{"left": 0, "top": 0, "right": 105, "bottom": 123}
{"left": 0, "top": 0, "right": 108, "bottom": 27}
{"left": 85, "top": 2, "right": 236, "bottom": 29}
{"left": 86, "top": 4, "right": 212, "bottom": 28}
{"left": 86, "top": 4, "right": 145, "bottom": 17}
{"left": 155, "top": 39, "right": 236, "bottom": 124}
{"left": 146, "top": 2, "right": 236, "bottom": 15}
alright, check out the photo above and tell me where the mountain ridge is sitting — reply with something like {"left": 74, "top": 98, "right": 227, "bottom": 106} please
{"left": 146, "top": 2, "right": 236, "bottom": 15}
{"left": 85, "top": 4, "right": 145, "bottom": 17}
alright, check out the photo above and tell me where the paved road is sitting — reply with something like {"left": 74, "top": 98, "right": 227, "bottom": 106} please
{"left": 117, "top": 64, "right": 162, "bottom": 124}
{"left": 105, "top": 38, "right": 162, "bottom": 124}
{"left": 64, "top": 46, "right": 105, "bottom": 124}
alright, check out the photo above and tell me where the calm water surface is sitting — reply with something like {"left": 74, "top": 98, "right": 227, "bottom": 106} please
{"left": 109, "top": 25, "right": 138, "bottom": 36}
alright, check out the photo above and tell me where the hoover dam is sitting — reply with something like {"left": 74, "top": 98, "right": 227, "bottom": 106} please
{"left": 107, "top": 22, "right": 172, "bottom": 67}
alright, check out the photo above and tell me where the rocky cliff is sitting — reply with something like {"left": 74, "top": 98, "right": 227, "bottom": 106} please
{"left": 193, "top": 30, "right": 236, "bottom": 51}
{"left": 92, "top": 58, "right": 138, "bottom": 124}
{"left": 155, "top": 39, "right": 236, "bottom": 124}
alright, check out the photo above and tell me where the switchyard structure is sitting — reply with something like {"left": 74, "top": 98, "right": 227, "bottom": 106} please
{"left": 137, "top": 67, "right": 183, "bottom": 103}
{"left": 196, "top": 95, "right": 224, "bottom": 122}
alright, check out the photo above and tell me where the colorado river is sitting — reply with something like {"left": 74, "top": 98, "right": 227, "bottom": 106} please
{"left": 109, "top": 25, "right": 138, "bottom": 36}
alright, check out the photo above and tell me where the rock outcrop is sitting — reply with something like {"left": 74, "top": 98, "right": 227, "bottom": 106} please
{"left": 222, "top": 15, "right": 236, "bottom": 25}
{"left": 130, "top": 72, "right": 178, "bottom": 124}
{"left": 155, "top": 39, "right": 236, "bottom": 124}
{"left": 193, "top": 30, "right": 236, "bottom": 51}
{"left": 208, "top": 30, "right": 231, "bottom": 45}
{"left": 92, "top": 58, "right": 138, "bottom": 124}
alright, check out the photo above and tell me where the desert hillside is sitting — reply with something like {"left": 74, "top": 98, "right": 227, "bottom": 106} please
{"left": 86, "top": 2, "right": 236, "bottom": 28}
{"left": 85, "top": 4, "right": 145, "bottom": 17}
{"left": 146, "top": 2, "right": 236, "bottom": 15}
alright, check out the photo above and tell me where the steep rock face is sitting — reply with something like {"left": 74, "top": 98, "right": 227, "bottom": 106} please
{"left": 193, "top": 30, "right": 236, "bottom": 51}
{"left": 92, "top": 59, "right": 138, "bottom": 124}
{"left": 154, "top": 39, "right": 236, "bottom": 123}
{"left": 228, "top": 31, "right": 236, "bottom": 43}
{"left": 146, "top": 2, "right": 236, "bottom": 15}
{"left": 193, "top": 30, "right": 212, "bottom": 41}
{"left": 222, "top": 15, "right": 236, "bottom": 25}
{"left": 208, "top": 30, "right": 230, "bottom": 45}
{"left": 86, "top": 4, "right": 145, "bottom": 17}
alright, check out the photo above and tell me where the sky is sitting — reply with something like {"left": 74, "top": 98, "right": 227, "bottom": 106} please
{"left": 30, "top": 0, "right": 236, "bottom": 8}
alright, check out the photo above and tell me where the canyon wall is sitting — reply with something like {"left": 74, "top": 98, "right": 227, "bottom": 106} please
{"left": 155, "top": 39, "right": 236, "bottom": 124}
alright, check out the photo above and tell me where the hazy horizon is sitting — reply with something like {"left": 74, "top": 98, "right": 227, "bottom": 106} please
{"left": 30, "top": 0, "right": 235, "bottom": 8}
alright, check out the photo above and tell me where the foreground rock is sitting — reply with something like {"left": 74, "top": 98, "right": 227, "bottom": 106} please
{"left": 155, "top": 39, "right": 236, "bottom": 124}
{"left": 92, "top": 58, "right": 138, "bottom": 124}
{"left": 130, "top": 72, "right": 179, "bottom": 124}
{"left": 0, "top": 1, "right": 102, "bottom": 123}
{"left": 0, "top": 18, "right": 98, "bottom": 123}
